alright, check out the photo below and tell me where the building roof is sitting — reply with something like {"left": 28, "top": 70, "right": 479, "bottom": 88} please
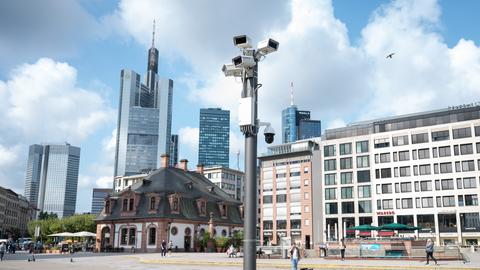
{"left": 96, "top": 166, "right": 243, "bottom": 225}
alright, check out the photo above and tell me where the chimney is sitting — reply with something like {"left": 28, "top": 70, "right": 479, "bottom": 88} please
{"left": 196, "top": 164, "right": 204, "bottom": 174}
{"left": 160, "top": 154, "right": 170, "bottom": 168}
{"left": 179, "top": 159, "right": 188, "bottom": 171}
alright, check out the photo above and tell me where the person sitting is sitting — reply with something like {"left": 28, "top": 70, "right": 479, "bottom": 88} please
{"left": 226, "top": 244, "right": 237, "bottom": 258}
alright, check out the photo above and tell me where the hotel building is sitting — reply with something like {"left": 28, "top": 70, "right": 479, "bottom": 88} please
{"left": 321, "top": 106, "right": 480, "bottom": 246}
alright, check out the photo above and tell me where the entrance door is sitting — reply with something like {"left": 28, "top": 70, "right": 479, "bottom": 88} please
{"left": 305, "top": 235, "right": 311, "bottom": 249}
{"left": 101, "top": 227, "right": 110, "bottom": 252}
{"left": 184, "top": 236, "right": 191, "bottom": 252}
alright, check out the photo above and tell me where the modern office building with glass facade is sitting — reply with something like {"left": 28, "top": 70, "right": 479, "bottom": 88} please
{"left": 299, "top": 119, "right": 322, "bottom": 140}
{"left": 170, "top": 134, "right": 179, "bottom": 167}
{"left": 114, "top": 34, "right": 173, "bottom": 177}
{"left": 320, "top": 106, "right": 480, "bottom": 246}
{"left": 24, "top": 143, "right": 80, "bottom": 218}
{"left": 91, "top": 188, "right": 113, "bottom": 215}
{"left": 282, "top": 106, "right": 321, "bottom": 143}
{"left": 198, "top": 108, "right": 230, "bottom": 167}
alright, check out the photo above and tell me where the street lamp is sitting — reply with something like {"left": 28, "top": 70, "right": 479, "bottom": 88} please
{"left": 223, "top": 35, "right": 279, "bottom": 270}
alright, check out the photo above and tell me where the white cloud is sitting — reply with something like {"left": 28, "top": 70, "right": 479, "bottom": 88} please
{"left": 178, "top": 126, "right": 199, "bottom": 163}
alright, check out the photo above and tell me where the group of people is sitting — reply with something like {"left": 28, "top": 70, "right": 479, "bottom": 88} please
{"left": 160, "top": 240, "right": 173, "bottom": 257}
{"left": 0, "top": 241, "right": 18, "bottom": 261}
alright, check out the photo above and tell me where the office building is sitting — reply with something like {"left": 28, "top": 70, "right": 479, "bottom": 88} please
{"left": 24, "top": 143, "right": 80, "bottom": 218}
{"left": 91, "top": 188, "right": 113, "bottom": 215}
{"left": 114, "top": 24, "right": 173, "bottom": 177}
{"left": 0, "top": 186, "right": 35, "bottom": 238}
{"left": 320, "top": 105, "right": 480, "bottom": 245}
{"left": 170, "top": 134, "right": 179, "bottom": 167}
{"left": 258, "top": 140, "right": 321, "bottom": 248}
{"left": 198, "top": 108, "right": 230, "bottom": 167}
{"left": 203, "top": 166, "right": 244, "bottom": 201}
{"left": 299, "top": 119, "right": 322, "bottom": 140}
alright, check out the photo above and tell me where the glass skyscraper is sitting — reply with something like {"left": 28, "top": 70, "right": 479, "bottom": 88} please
{"left": 170, "top": 134, "right": 179, "bottom": 167}
{"left": 24, "top": 143, "right": 80, "bottom": 218}
{"left": 282, "top": 106, "right": 321, "bottom": 143}
{"left": 91, "top": 188, "right": 112, "bottom": 215}
{"left": 114, "top": 28, "right": 173, "bottom": 177}
{"left": 298, "top": 119, "right": 321, "bottom": 140}
{"left": 198, "top": 108, "right": 230, "bottom": 167}
{"left": 282, "top": 106, "right": 298, "bottom": 143}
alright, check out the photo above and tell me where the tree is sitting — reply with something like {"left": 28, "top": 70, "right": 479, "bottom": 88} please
{"left": 38, "top": 212, "right": 58, "bottom": 220}
{"left": 28, "top": 214, "right": 96, "bottom": 241}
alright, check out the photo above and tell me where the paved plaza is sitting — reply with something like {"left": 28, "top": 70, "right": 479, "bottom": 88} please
{"left": 2, "top": 251, "right": 480, "bottom": 270}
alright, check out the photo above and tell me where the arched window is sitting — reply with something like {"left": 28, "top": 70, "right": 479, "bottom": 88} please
{"left": 221, "top": 229, "right": 227, "bottom": 237}
{"left": 148, "top": 227, "right": 156, "bottom": 245}
{"left": 128, "top": 228, "right": 136, "bottom": 245}
{"left": 185, "top": 227, "right": 191, "bottom": 236}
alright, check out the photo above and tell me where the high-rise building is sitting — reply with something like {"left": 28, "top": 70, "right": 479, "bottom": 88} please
{"left": 282, "top": 106, "right": 298, "bottom": 144}
{"left": 170, "top": 134, "right": 179, "bottom": 167}
{"left": 320, "top": 105, "right": 480, "bottom": 245}
{"left": 114, "top": 22, "right": 173, "bottom": 177}
{"left": 203, "top": 166, "right": 244, "bottom": 201}
{"left": 298, "top": 119, "right": 322, "bottom": 140}
{"left": 24, "top": 143, "right": 80, "bottom": 218}
{"left": 198, "top": 108, "right": 230, "bottom": 167}
{"left": 91, "top": 188, "right": 112, "bottom": 215}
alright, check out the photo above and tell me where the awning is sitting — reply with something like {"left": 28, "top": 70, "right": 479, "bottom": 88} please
{"left": 359, "top": 231, "right": 372, "bottom": 236}
{"left": 377, "top": 231, "right": 395, "bottom": 237}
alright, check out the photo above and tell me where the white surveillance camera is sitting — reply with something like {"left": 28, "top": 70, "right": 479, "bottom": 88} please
{"left": 233, "top": 35, "right": 252, "bottom": 49}
{"left": 257, "top": 38, "right": 279, "bottom": 55}
{"left": 264, "top": 125, "right": 275, "bottom": 144}
{"left": 232, "top": 55, "right": 256, "bottom": 68}
{"left": 222, "top": 64, "right": 243, "bottom": 77}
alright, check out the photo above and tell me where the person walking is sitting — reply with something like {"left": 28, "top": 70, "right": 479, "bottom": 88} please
{"left": 289, "top": 243, "right": 300, "bottom": 270}
{"left": 161, "top": 240, "right": 167, "bottom": 257}
{"left": 168, "top": 240, "right": 173, "bottom": 256}
{"left": 425, "top": 239, "right": 438, "bottom": 265}
{"left": 319, "top": 242, "right": 328, "bottom": 257}
{"left": 0, "top": 242, "right": 5, "bottom": 261}
{"left": 339, "top": 238, "right": 346, "bottom": 261}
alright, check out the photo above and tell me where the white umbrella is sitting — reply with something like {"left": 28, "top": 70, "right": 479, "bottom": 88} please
{"left": 72, "top": 231, "right": 96, "bottom": 237}
{"left": 48, "top": 232, "right": 75, "bottom": 237}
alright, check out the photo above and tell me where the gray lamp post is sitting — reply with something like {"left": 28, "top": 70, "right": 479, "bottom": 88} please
{"left": 222, "top": 35, "right": 279, "bottom": 270}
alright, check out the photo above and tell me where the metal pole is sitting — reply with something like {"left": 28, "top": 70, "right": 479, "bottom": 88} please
{"left": 242, "top": 62, "right": 258, "bottom": 270}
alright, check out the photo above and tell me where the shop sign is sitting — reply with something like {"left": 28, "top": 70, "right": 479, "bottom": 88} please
{"left": 263, "top": 232, "right": 273, "bottom": 236}
{"left": 277, "top": 232, "right": 287, "bottom": 237}
{"left": 376, "top": 211, "right": 395, "bottom": 216}
{"left": 291, "top": 231, "right": 301, "bottom": 236}
{"left": 360, "top": 244, "right": 381, "bottom": 251}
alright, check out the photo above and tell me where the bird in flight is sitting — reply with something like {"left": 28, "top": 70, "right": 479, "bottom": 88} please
{"left": 386, "top": 52, "right": 395, "bottom": 59}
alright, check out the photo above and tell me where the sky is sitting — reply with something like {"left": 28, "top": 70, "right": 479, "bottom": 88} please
{"left": 0, "top": 0, "right": 479, "bottom": 213}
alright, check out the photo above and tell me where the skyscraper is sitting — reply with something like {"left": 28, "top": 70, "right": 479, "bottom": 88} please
{"left": 198, "top": 108, "right": 230, "bottom": 167}
{"left": 298, "top": 119, "right": 321, "bottom": 140}
{"left": 170, "top": 134, "right": 179, "bottom": 167}
{"left": 114, "top": 22, "right": 173, "bottom": 177}
{"left": 24, "top": 143, "right": 80, "bottom": 218}
{"left": 91, "top": 188, "right": 112, "bottom": 215}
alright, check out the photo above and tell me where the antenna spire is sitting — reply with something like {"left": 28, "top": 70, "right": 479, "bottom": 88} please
{"left": 290, "top": 82, "right": 294, "bottom": 106}
{"left": 151, "top": 19, "right": 156, "bottom": 48}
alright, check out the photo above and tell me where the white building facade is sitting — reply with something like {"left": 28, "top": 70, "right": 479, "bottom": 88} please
{"left": 203, "top": 166, "right": 244, "bottom": 201}
{"left": 320, "top": 106, "right": 480, "bottom": 246}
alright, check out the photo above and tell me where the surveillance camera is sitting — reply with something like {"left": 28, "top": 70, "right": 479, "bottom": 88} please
{"left": 233, "top": 35, "right": 252, "bottom": 49}
{"left": 257, "top": 38, "right": 279, "bottom": 55}
{"left": 232, "top": 55, "right": 256, "bottom": 68}
{"left": 264, "top": 125, "right": 275, "bottom": 144}
{"left": 222, "top": 64, "right": 242, "bottom": 77}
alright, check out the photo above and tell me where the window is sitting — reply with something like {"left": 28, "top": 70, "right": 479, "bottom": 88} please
{"left": 341, "top": 202, "right": 355, "bottom": 214}
{"left": 276, "top": 220, "right": 287, "bottom": 230}
{"left": 304, "top": 192, "right": 309, "bottom": 199}
{"left": 263, "top": 195, "right": 273, "bottom": 204}
{"left": 324, "top": 145, "right": 336, "bottom": 157}
{"left": 393, "top": 152, "right": 398, "bottom": 162}
{"left": 324, "top": 173, "right": 336, "bottom": 185}
{"left": 418, "top": 148, "right": 430, "bottom": 159}
{"left": 325, "top": 188, "right": 336, "bottom": 200}
{"left": 172, "top": 197, "right": 179, "bottom": 211}
{"left": 453, "top": 127, "right": 471, "bottom": 139}
{"left": 432, "top": 130, "right": 450, "bottom": 141}
{"left": 122, "top": 199, "right": 128, "bottom": 211}
{"left": 476, "top": 126, "right": 480, "bottom": 136}
{"left": 129, "top": 198, "right": 134, "bottom": 211}
{"left": 402, "top": 198, "right": 413, "bottom": 209}
{"left": 325, "top": 203, "right": 338, "bottom": 214}
{"left": 398, "top": 151, "right": 409, "bottom": 161}
{"left": 121, "top": 228, "right": 128, "bottom": 245}
{"left": 412, "top": 133, "right": 428, "bottom": 144}
{"left": 374, "top": 138, "right": 390, "bottom": 148}
{"left": 148, "top": 227, "right": 156, "bottom": 245}
{"left": 477, "top": 143, "right": 480, "bottom": 153}
{"left": 324, "top": 159, "right": 336, "bottom": 171}
{"left": 341, "top": 187, "right": 353, "bottom": 199}
{"left": 432, "top": 147, "right": 438, "bottom": 158}
{"left": 358, "top": 185, "right": 371, "bottom": 198}
{"left": 392, "top": 135, "right": 409, "bottom": 146}
{"left": 399, "top": 166, "right": 411, "bottom": 177}
{"left": 412, "top": 150, "right": 417, "bottom": 160}
{"left": 276, "top": 194, "right": 287, "bottom": 203}
{"left": 455, "top": 161, "right": 461, "bottom": 172}
{"left": 380, "top": 153, "right": 390, "bottom": 163}
{"left": 454, "top": 145, "right": 460, "bottom": 156}
{"left": 356, "top": 156, "right": 369, "bottom": 168}
{"left": 357, "top": 170, "right": 371, "bottom": 182}
{"left": 462, "top": 160, "right": 475, "bottom": 172}
{"left": 340, "top": 172, "right": 353, "bottom": 184}
{"left": 401, "top": 182, "right": 412, "bottom": 192}
{"left": 422, "top": 197, "right": 434, "bottom": 208}
{"left": 441, "top": 179, "right": 454, "bottom": 190}
{"left": 440, "top": 162, "right": 452, "bottom": 173}
{"left": 356, "top": 141, "right": 369, "bottom": 153}
{"left": 358, "top": 201, "right": 372, "bottom": 213}
{"left": 463, "top": 177, "right": 477, "bottom": 189}
{"left": 304, "top": 179, "right": 309, "bottom": 186}
{"left": 340, "top": 157, "right": 352, "bottom": 170}
{"left": 339, "top": 143, "right": 352, "bottom": 155}
{"left": 461, "top": 144, "right": 474, "bottom": 155}
{"left": 419, "top": 165, "right": 431, "bottom": 175}
{"left": 443, "top": 196, "right": 455, "bottom": 207}
{"left": 465, "top": 195, "right": 479, "bottom": 206}
{"left": 128, "top": 228, "right": 136, "bottom": 245}
{"left": 382, "top": 199, "right": 393, "bottom": 210}
{"left": 376, "top": 168, "right": 392, "bottom": 179}
{"left": 149, "top": 197, "right": 156, "bottom": 210}
{"left": 263, "top": 221, "right": 273, "bottom": 230}
{"left": 438, "top": 146, "right": 451, "bottom": 157}
{"left": 105, "top": 200, "right": 110, "bottom": 213}
{"left": 381, "top": 184, "right": 392, "bottom": 194}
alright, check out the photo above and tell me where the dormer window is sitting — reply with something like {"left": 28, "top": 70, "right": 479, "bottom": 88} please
{"left": 149, "top": 197, "right": 156, "bottom": 210}
{"left": 172, "top": 197, "right": 179, "bottom": 211}
{"left": 168, "top": 194, "right": 181, "bottom": 214}
{"left": 219, "top": 203, "right": 227, "bottom": 218}
{"left": 129, "top": 198, "right": 134, "bottom": 211}
{"left": 122, "top": 199, "right": 128, "bottom": 211}
{"left": 200, "top": 201, "right": 206, "bottom": 215}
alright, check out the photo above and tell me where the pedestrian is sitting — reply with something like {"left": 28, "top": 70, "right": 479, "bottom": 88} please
{"left": 339, "top": 238, "right": 346, "bottom": 261}
{"left": 289, "top": 243, "right": 300, "bottom": 270}
{"left": 319, "top": 242, "right": 328, "bottom": 257}
{"left": 0, "top": 242, "right": 5, "bottom": 261}
{"left": 425, "top": 239, "right": 438, "bottom": 265}
{"left": 168, "top": 240, "right": 173, "bottom": 255}
{"left": 161, "top": 240, "right": 167, "bottom": 257}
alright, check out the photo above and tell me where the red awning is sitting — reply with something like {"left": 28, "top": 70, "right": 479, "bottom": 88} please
{"left": 377, "top": 231, "right": 395, "bottom": 237}
{"left": 359, "top": 231, "right": 372, "bottom": 236}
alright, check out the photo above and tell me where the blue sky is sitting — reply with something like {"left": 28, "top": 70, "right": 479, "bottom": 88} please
{"left": 0, "top": 0, "right": 479, "bottom": 213}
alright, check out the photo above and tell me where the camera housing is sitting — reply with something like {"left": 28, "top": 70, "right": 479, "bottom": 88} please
{"left": 264, "top": 125, "right": 275, "bottom": 144}
{"left": 232, "top": 55, "right": 256, "bottom": 68}
{"left": 257, "top": 38, "right": 279, "bottom": 55}
{"left": 233, "top": 35, "right": 252, "bottom": 49}
{"left": 222, "top": 64, "right": 242, "bottom": 77}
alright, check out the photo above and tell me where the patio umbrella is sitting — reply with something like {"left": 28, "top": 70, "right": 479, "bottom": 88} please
{"left": 347, "top": 224, "right": 380, "bottom": 231}
{"left": 48, "top": 232, "right": 75, "bottom": 237}
{"left": 73, "top": 231, "right": 96, "bottom": 237}
{"left": 379, "top": 223, "right": 419, "bottom": 230}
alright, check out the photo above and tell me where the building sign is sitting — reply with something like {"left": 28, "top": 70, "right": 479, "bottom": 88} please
{"left": 448, "top": 102, "right": 480, "bottom": 110}
{"left": 277, "top": 232, "right": 287, "bottom": 237}
{"left": 263, "top": 232, "right": 273, "bottom": 236}
{"left": 291, "top": 231, "right": 301, "bottom": 236}
{"left": 360, "top": 244, "right": 381, "bottom": 251}
{"left": 376, "top": 211, "right": 395, "bottom": 216}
